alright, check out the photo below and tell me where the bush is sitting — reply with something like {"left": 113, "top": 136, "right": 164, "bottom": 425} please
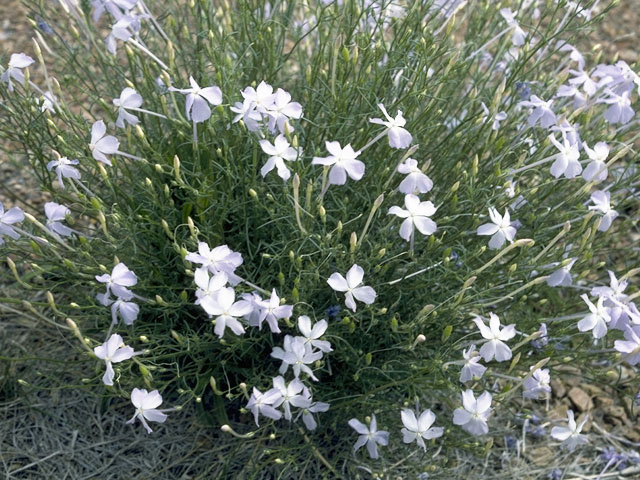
{"left": 1, "top": 0, "right": 639, "bottom": 477}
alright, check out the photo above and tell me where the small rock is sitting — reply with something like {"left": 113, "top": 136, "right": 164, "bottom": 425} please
{"left": 526, "top": 446, "right": 554, "bottom": 466}
{"left": 550, "top": 379, "right": 567, "bottom": 398}
{"left": 568, "top": 387, "right": 593, "bottom": 412}
{"left": 620, "top": 49, "right": 639, "bottom": 63}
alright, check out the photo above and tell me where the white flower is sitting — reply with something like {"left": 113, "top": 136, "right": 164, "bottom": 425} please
{"left": 369, "top": 103, "right": 413, "bottom": 148}
{"left": 203, "top": 287, "right": 252, "bottom": 338}
{"left": 95, "top": 262, "right": 138, "bottom": 298}
{"left": 47, "top": 156, "right": 80, "bottom": 189}
{"left": 588, "top": 190, "right": 618, "bottom": 232}
{"left": 93, "top": 333, "right": 135, "bottom": 386}
{"left": 297, "top": 316, "right": 332, "bottom": 353}
{"left": 452, "top": 390, "right": 492, "bottom": 436}
{"left": 170, "top": 76, "right": 223, "bottom": 123}
{"left": 471, "top": 313, "right": 516, "bottom": 362}
{"left": 582, "top": 142, "right": 609, "bottom": 182}
{"left": 578, "top": 294, "right": 610, "bottom": 339}
{"left": 460, "top": 345, "right": 486, "bottom": 383}
{"left": 1, "top": 53, "right": 34, "bottom": 92}
{"left": 229, "top": 97, "right": 262, "bottom": 131}
{"left": 476, "top": 207, "right": 517, "bottom": 249}
{"left": 271, "top": 336, "right": 323, "bottom": 381}
{"left": 518, "top": 95, "right": 556, "bottom": 128}
{"left": 481, "top": 102, "right": 507, "bottom": 130}
{"left": 194, "top": 268, "right": 228, "bottom": 305}
{"left": 388, "top": 194, "right": 437, "bottom": 242}
{"left": 241, "top": 81, "right": 276, "bottom": 113}
{"left": 246, "top": 386, "right": 282, "bottom": 426}
{"left": 499, "top": 8, "right": 526, "bottom": 46}
{"left": 312, "top": 141, "right": 365, "bottom": 186}
{"left": 257, "top": 289, "right": 293, "bottom": 333}
{"left": 600, "top": 90, "right": 634, "bottom": 125}
{"left": 98, "top": 290, "right": 140, "bottom": 326}
{"left": 523, "top": 368, "right": 551, "bottom": 399}
{"left": 259, "top": 134, "right": 301, "bottom": 181}
{"left": 113, "top": 87, "right": 143, "bottom": 128}
{"left": 89, "top": 120, "right": 119, "bottom": 166}
{"left": 40, "top": 90, "right": 57, "bottom": 113}
{"left": 44, "top": 202, "right": 74, "bottom": 237}
{"left": 549, "top": 134, "right": 582, "bottom": 179}
{"left": 550, "top": 410, "right": 588, "bottom": 451}
{"left": 265, "top": 88, "right": 303, "bottom": 134}
{"left": 327, "top": 264, "right": 377, "bottom": 312}
{"left": 348, "top": 414, "right": 389, "bottom": 459}
{"left": 126, "top": 388, "right": 168, "bottom": 434}
{"left": 400, "top": 409, "right": 443, "bottom": 450}
{"left": 0, "top": 203, "right": 25, "bottom": 245}
{"left": 397, "top": 158, "right": 433, "bottom": 194}
{"left": 105, "top": 15, "right": 141, "bottom": 55}
{"left": 298, "top": 398, "right": 330, "bottom": 431}
{"left": 546, "top": 258, "right": 577, "bottom": 287}
{"left": 185, "top": 243, "right": 243, "bottom": 281}
{"left": 614, "top": 326, "right": 640, "bottom": 365}
{"left": 271, "top": 376, "right": 309, "bottom": 421}
{"left": 91, "top": 0, "right": 137, "bottom": 22}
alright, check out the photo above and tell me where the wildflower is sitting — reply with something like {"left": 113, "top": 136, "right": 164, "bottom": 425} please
{"left": 369, "top": 103, "right": 413, "bottom": 148}
{"left": 460, "top": 345, "right": 486, "bottom": 382}
{"left": 40, "top": 90, "right": 57, "bottom": 114}
{"left": 113, "top": 87, "right": 143, "bottom": 128}
{"left": 259, "top": 134, "right": 301, "bottom": 181}
{"left": 400, "top": 409, "right": 443, "bottom": 451}
{"left": 298, "top": 398, "right": 330, "bottom": 431}
{"left": 476, "top": 207, "right": 517, "bottom": 249}
{"left": 186, "top": 243, "right": 243, "bottom": 281}
{"left": 297, "top": 316, "right": 333, "bottom": 353}
{"left": 453, "top": 389, "right": 492, "bottom": 436}
{"left": 523, "top": 368, "right": 551, "bottom": 399}
{"left": 0, "top": 202, "right": 25, "bottom": 244}
{"left": 271, "top": 376, "right": 309, "bottom": 421}
{"left": 91, "top": 0, "right": 137, "bottom": 22}
{"left": 471, "top": 313, "right": 516, "bottom": 362}
{"left": 519, "top": 95, "right": 556, "bottom": 128}
{"left": 89, "top": 120, "right": 119, "bottom": 166}
{"left": 582, "top": 142, "right": 609, "bottom": 182}
{"left": 550, "top": 409, "right": 588, "bottom": 451}
{"left": 600, "top": 90, "right": 634, "bottom": 125}
{"left": 170, "top": 76, "right": 223, "bottom": 123}
{"left": 241, "top": 81, "right": 276, "bottom": 114}
{"left": 97, "top": 290, "right": 140, "bottom": 325}
{"left": 229, "top": 97, "right": 262, "bottom": 131}
{"left": 481, "top": 102, "right": 507, "bottom": 130}
{"left": 95, "top": 262, "right": 138, "bottom": 298}
{"left": 47, "top": 156, "right": 80, "bottom": 189}
{"left": 556, "top": 83, "right": 586, "bottom": 108}
{"left": 271, "top": 336, "right": 323, "bottom": 381}
{"left": 549, "top": 133, "right": 582, "bottom": 179}
{"left": 105, "top": 15, "right": 143, "bottom": 55}
{"left": 499, "top": 9, "right": 526, "bottom": 46}
{"left": 194, "top": 268, "right": 228, "bottom": 306}
{"left": 327, "top": 264, "right": 377, "bottom": 312}
{"left": 44, "top": 202, "right": 74, "bottom": 237}
{"left": 257, "top": 289, "right": 293, "bottom": 333}
{"left": 547, "top": 258, "right": 577, "bottom": 287}
{"left": 614, "top": 326, "right": 640, "bottom": 365}
{"left": 588, "top": 190, "right": 618, "bottom": 232}
{"left": 265, "top": 88, "right": 303, "bottom": 134}
{"left": 591, "top": 270, "right": 631, "bottom": 329}
{"left": 578, "top": 294, "right": 610, "bottom": 339}
{"left": 388, "top": 194, "right": 437, "bottom": 242}
{"left": 312, "top": 141, "right": 365, "bottom": 186}
{"left": 1, "top": 53, "right": 34, "bottom": 92}
{"left": 238, "top": 292, "right": 263, "bottom": 327}
{"left": 397, "top": 158, "right": 433, "bottom": 194}
{"left": 203, "top": 287, "right": 252, "bottom": 338}
{"left": 348, "top": 414, "right": 389, "bottom": 459}
{"left": 93, "top": 333, "right": 134, "bottom": 386}
{"left": 126, "top": 388, "right": 168, "bottom": 434}
{"left": 531, "top": 323, "right": 549, "bottom": 349}
{"left": 246, "top": 386, "right": 282, "bottom": 426}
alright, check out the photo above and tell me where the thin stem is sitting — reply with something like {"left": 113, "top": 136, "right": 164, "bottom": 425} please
{"left": 127, "top": 107, "right": 168, "bottom": 119}
{"left": 128, "top": 38, "right": 169, "bottom": 70}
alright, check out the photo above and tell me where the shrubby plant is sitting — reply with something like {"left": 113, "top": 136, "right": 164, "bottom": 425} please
{"left": 1, "top": 0, "right": 639, "bottom": 477}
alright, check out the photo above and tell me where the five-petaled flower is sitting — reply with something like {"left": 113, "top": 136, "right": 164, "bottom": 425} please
{"left": 257, "top": 289, "right": 293, "bottom": 333}
{"left": 0, "top": 202, "right": 25, "bottom": 245}
{"left": 1, "top": 53, "right": 34, "bottom": 92}
{"left": 170, "top": 76, "right": 223, "bottom": 123}
{"left": 369, "top": 103, "right": 413, "bottom": 149}
{"left": 93, "top": 333, "right": 135, "bottom": 385}
{"left": 388, "top": 194, "right": 437, "bottom": 242}
{"left": 89, "top": 120, "right": 120, "bottom": 166}
{"left": 460, "top": 345, "right": 487, "bottom": 382}
{"left": 259, "top": 134, "right": 301, "bottom": 181}
{"left": 523, "top": 367, "right": 551, "bottom": 399}
{"left": 47, "top": 156, "right": 80, "bottom": 189}
{"left": 453, "top": 389, "right": 492, "bottom": 436}
{"left": 549, "top": 133, "right": 582, "bottom": 179}
{"left": 550, "top": 409, "right": 588, "bottom": 451}
{"left": 400, "top": 408, "right": 443, "bottom": 451}
{"left": 312, "top": 141, "right": 365, "bottom": 186}
{"left": 246, "top": 386, "right": 282, "bottom": 426}
{"left": 578, "top": 294, "right": 610, "bottom": 339}
{"left": 471, "top": 313, "right": 516, "bottom": 362}
{"left": 589, "top": 190, "right": 618, "bottom": 232}
{"left": 44, "top": 202, "right": 74, "bottom": 237}
{"left": 327, "top": 264, "right": 376, "bottom": 312}
{"left": 297, "top": 316, "right": 333, "bottom": 353}
{"left": 477, "top": 207, "right": 517, "bottom": 249}
{"left": 126, "top": 388, "right": 168, "bottom": 434}
{"left": 397, "top": 158, "right": 433, "bottom": 194}
{"left": 113, "top": 87, "right": 143, "bottom": 128}
{"left": 203, "top": 287, "right": 253, "bottom": 338}
{"left": 96, "top": 262, "right": 138, "bottom": 299}
{"left": 348, "top": 414, "right": 389, "bottom": 459}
